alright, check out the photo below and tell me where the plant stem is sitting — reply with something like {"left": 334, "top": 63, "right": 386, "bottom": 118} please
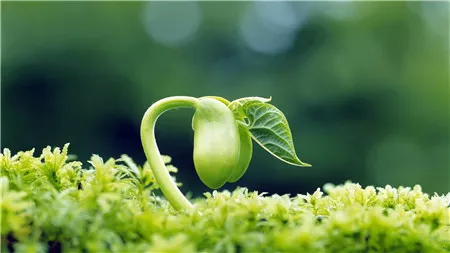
{"left": 140, "top": 96, "right": 199, "bottom": 210}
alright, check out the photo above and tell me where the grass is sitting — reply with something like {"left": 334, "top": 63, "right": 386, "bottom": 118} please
{"left": 1, "top": 144, "right": 449, "bottom": 253}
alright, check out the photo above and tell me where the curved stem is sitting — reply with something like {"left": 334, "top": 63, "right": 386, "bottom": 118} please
{"left": 140, "top": 96, "right": 199, "bottom": 211}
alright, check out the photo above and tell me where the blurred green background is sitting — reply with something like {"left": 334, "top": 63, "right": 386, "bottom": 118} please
{"left": 2, "top": 2, "right": 449, "bottom": 196}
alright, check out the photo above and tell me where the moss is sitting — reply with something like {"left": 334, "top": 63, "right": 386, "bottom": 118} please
{"left": 1, "top": 145, "right": 449, "bottom": 253}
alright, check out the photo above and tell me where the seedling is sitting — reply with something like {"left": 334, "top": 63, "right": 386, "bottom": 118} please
{"left": 140, "top": 96, "right": 311, "bottom": 210}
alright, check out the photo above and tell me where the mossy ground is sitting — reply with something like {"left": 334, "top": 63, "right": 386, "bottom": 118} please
{"left": 1, "top": 145, "right": 449, "bottom": 253}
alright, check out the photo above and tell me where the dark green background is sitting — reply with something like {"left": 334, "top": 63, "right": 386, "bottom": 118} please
{"left": 2, "top": 2, "right": 449, "bottom": 196}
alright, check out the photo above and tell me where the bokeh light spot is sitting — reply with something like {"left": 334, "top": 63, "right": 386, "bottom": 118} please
{"left": 255, "top": 1, "right": 301, "bottom": 34}
{"left": 143, "top": 2, "right": 202, "bottom": 47}
{"left": 239, "top": 2, "right": 306, "bottom": 55}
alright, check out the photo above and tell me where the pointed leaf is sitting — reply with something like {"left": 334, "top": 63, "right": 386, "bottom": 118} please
{"left": 229, "top": 97, "right": 272, "bottom": 120}
{"left": 231, "top": 96, "right": 272, "bottom": 105}
{"left": 241, "top": 102, "right": 311, "bottom": 167}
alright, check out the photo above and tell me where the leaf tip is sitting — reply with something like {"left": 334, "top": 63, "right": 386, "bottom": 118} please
{"left": 292, "top": 160, "right": 312, "bottom": 167}
{"left": 302, "top": 162, "right": 312, "bottom": 167}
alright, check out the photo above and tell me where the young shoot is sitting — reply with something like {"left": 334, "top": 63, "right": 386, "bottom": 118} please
{"left": 140, "top": 96, "right": 311, "bottom": 210}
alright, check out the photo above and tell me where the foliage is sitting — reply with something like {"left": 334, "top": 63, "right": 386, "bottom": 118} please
{"left": 1, "top": 145, "right": 449, "bottom": 253}
{"left": 228, "top": 96, "right": 310, "bottom": 167}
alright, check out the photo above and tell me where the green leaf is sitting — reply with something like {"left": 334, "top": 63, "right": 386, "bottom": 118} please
{"left": 230, "top": 96, "right": 272, "bottom": 105}
{"left": 239, "top": 101, "right": 311, "bottom": 167}
{"left": 229, "top": 96, "right": 272, "bottom": 120}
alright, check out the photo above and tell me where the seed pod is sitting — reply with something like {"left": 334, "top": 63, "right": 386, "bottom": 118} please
{"left": 192, "top": 98, "right": 240, "bottom": 189}
{"left": 227, "top": 123, "right": 253, "bottom": 183}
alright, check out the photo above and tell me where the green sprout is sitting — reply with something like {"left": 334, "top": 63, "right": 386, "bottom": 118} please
{"left": 140, "top": 96, "right": 311, "bottom": 210}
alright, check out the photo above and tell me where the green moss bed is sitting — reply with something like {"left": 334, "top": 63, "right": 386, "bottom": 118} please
{"left": 1, "top": 144, "right": 449, "bottom": 253}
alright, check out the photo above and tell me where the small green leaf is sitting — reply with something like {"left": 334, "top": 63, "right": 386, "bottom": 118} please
{"left": 240, "top": 101, "right": 311, "bottom": 167}
{"left": 229, "top": 97, "right": 272, "bottom": 120}
{"left": 230, "top": 96, "right": 272, "bottom": 105}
